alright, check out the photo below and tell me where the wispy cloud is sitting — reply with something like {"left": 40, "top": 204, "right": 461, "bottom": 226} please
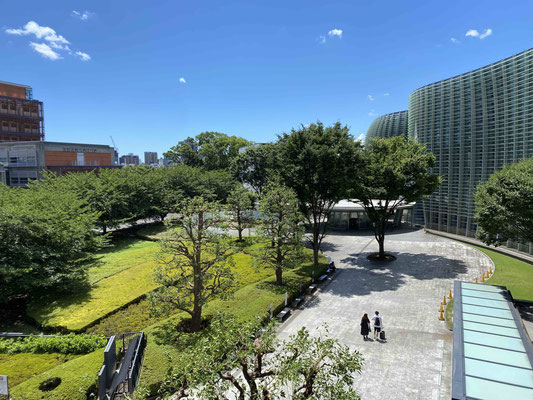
{"left": 318, "top": 35, "right": 326, "bottom": 44}
{"left": 6, "top": 21, "right": 91, "bottom": 61}
{"left": 368, "top": 110, "right": 378, "bottom": 117}
{"left": 465, "top": 28, "right": 492, "bottom": 39}
{"left": 328, "top": 29, "right": 342, "bottom": 38}
{"left": 179, "top": 77, "right": 186, "bottom": 84}
{"left": 450, "top": 37, "right": 460, "bottom": 44}
{"left": 29, "top": 42, "right": 61, "bottom": 60}
{"left": 383, "top": 93, "right": 390, "bottom": 96}
{"left": 367, "top": 95, "right": 374, "bottom": 101}
{"left": 75, "top": 51, "right": 91, "bottom": 61}
{"left": 72, "top": 11, "right": 93, "bottom": 21}
{"left": 355, "top": 133, "right": 364, "bottom": 142}
{"left": 6, "top": 21, "right": 69, "bottom": 45}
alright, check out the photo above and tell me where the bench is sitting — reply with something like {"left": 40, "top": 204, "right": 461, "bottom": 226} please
{"left": 291, "top": 296, "right": 304, "bottom": 308}
{"left": 317, "top": 274, "right": 328, "bottom": 283}
{"left": 276, "top": 307, "right": 291, "bottom": 322}
{"left": 307, "top": 284, "right": 317, "bottom": 294}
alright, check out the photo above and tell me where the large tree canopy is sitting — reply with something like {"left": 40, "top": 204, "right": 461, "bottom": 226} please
{"left": 474, "top": 157, "right": 533, "bottom": 246}
{"left": 277, "top": 122, "right": 362, "bottom": 265}
{"left": 350, "top": 137, "right": 441, "bottom": 259}
{"left": 0, "top": 181, "right": 105, "bottom": 300}
{"left": 164, "top": 132, "right": 252, "bottom": 171}
{"left": 231, "top": 143, "right": 279, "bottom": 194}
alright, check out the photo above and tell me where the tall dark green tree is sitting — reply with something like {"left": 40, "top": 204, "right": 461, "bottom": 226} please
{"left": 0, "top": 182, "right": 104, "bottom": 301}
{"left": 350, "top": 137, "right": 441, "bottom": 259}
{"left": 474, "top": 157, "right": 533, "bottom": 246}
{"left": 231, "top": 143, "right": 279, "bottom": 194}
{"left": 277, "top": 122, "right": 362, "bottom": 265}
{"left": 164, "top": 132, "right": 252, "bottom": 170}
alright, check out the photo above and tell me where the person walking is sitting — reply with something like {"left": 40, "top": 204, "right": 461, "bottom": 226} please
{"left": 371, "top": 311, "right": 383, "bottom": 339}
{"left": 360, "top": 313, "right": 371, "bottom": 340}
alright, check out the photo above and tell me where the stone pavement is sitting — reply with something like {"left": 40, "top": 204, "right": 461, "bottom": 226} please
{"left": 277, "top": 229, "right": 493, "bottom": 400}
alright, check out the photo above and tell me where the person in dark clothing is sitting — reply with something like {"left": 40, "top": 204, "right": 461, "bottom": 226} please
{"left": 360, "top": 313, "right": 371, "bottom": 340}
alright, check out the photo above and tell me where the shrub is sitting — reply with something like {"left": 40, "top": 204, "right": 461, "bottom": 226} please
{"left": 0, "top": 334, "right": 107, "bottom": 355}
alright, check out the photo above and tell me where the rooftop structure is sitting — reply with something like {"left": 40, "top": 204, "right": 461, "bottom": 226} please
{"left": 0, "top": 81, "right": 44, "bottom": 142}
{"left": 452, "top": 280, "right": 533, "bottom": 399}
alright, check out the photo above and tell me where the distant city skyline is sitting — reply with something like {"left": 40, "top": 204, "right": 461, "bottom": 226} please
{"left": 1, "top": 1, "right": 532, "bottom": 156}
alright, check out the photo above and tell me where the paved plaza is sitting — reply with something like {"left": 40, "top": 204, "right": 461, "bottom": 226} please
{"left": 277, "top": 229, "right": 493, "bottom": 400}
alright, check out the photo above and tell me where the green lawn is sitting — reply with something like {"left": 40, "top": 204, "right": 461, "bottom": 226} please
{"left": 472, "top": 246, "right": 533, "bottom": 301}
{"left": 0, "top": 353, "right": 77, "bottom": 387}
{"left": 28, "top": 252, "right": 161, "bottom": 331}
{"left": 445, "top": 299, "right": 453, "bottom": 330}
{"left": 10, "top": 348, "right": 104, "bottom": 400}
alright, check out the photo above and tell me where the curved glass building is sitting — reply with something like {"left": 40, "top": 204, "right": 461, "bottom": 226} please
{"left": 408, "top": 48, "right": 533, "bottom": 253}
{"left": 365, "top": 110, "right": 408, "bottom": 144}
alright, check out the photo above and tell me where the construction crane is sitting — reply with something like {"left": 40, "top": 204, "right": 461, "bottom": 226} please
{"left": 110, "top": 136, "right": 119, "bottom": 164}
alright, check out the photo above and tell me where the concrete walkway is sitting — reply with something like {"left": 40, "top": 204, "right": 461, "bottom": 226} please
{"left": 277, "top": 229, "right": 492, "bottom": 400}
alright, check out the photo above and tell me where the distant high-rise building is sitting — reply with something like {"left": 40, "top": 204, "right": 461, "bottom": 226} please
{"left": 144, "top": 151, "right": 158, "bottom": 165}
{"left": 0, "top": 81, "right": 44, "bottom": 142}
{"left": 119, "top": 153, "right": 140, "bottom": 165}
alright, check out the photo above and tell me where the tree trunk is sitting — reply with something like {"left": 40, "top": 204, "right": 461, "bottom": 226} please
{"left": 103, "top": 225, "right": 107, "bottom": 234}
{"left": 378, "top": 236, "right": 385, "bottom": 259}
{"left": 275, "top": 266, "right": 283, "bottom": 285}
{"left": 191, "top": 304, "right": 202, "bottom": 332}
{"left": 312, "top": 216, "right": 320, "bottom": 265}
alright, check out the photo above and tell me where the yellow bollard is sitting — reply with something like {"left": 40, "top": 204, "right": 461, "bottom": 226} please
{"left": 448, "top": 290, "right": 453, "bottom": 299}
{"left": 443, "top": 295, "right": 447, "bottom": 305}
{"left": 439, "top": 303, "right": 444, "bottom": 312}
{"left": 489, "top": 267, "right": 493, "bottom": 274}
{"left": 486, "top": 271, "right": 490, "bottom": 279}
{"left": 475, "top": 278, "right": 478, "bottom": 283}
{"left": 439, "top": 310, "right": 444, "bottom": 321}
{"left": 481, "top": 274, "right": 485, "bottom": 283}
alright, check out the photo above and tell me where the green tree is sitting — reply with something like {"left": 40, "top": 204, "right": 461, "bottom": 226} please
{"left": 257, "top": 182, "right": 303, "bottom": 285}
{"left": 474, "top": 157, "right": 533, "bottom": 246}
{"left": 231, "top": 143, "right": 279, "bottom": 194}
{"left": 164, "top": 132, "right": 252, "bottom": 170}
{"left": 227, "top": 186, "right": 255, "bottom": 241}
{"left": 0, "top": 182, "right": 104, "bottom": 301}
{"left": 159, "top": 315, "right": 363, "bottom": 400}
{"left": 350, "top": 137, "right": 441, "bottom": 259}
{"left": 277, "top": 122, "right": 362, "bottom": 265}
{"left": 151, "top": 197, "right": 235, "bottom": 332}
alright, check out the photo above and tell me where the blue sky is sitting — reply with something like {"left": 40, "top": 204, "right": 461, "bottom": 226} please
{"left": 2, "top": 1, "right": 532, "bottom": 159}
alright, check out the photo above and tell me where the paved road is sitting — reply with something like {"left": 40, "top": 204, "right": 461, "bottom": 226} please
{"left": 277, "top": 229, "right": 492, "bottom": 400}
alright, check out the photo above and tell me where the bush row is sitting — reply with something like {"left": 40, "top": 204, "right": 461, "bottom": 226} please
{"left": 0, "top": 334, "right": 107, "bottom": 355}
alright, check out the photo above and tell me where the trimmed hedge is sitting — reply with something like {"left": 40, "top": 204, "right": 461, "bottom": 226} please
{"left": 10, "top": 347, "right": 104, "bottom": 400}
{"left": 0, "top": 334, "right": 107, "bottom": 355}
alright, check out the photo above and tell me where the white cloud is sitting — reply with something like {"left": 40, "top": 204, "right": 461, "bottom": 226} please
{"left": 318, "top": 35, "right": 326, "bottom": 44}
{"left": 328, "top": 29, "right": 342, "bottom": 38}
{"left": 367, "top": 95, "right": 374, "bottom": 101}
{"left": 356, "top": 133, "right": 364, "bottom": 142}
{"left": 72, "top": 11, "right": 93, "bottom": 21}
{"left": 75, "top": 51, "right": 91, "bottom": 61}
{"left": 450, "top": 37, "right": 459, "bottom": 43}
{"left": 29, "top": 42, "right": 61, "bottom": 60}
{"left": 6, "top": 21, "right": 91, "bottom": 61}
{"left": 466, "top": 28, "right": 492, "bottom": 39}
{"left": 368, "top": 110, "right": 378, "bottom": 117}
{"left": 179, "top": 77, "right": 186, "bottom": 84}
{"left": 6, "top": 21, "right": 69, "bottom": 45}
{"left": 383, "top": 93, "right": 390, "bottom": 96}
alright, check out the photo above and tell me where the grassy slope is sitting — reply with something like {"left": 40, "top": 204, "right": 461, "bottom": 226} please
{"left": 9, "top": 348, "right": 103, "bottom": 400}
{"left": 0, "top": 353, "right": 77, "bottom": 387}
{"left": 472, "top": 246, "right": 533, "bottom": 302}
